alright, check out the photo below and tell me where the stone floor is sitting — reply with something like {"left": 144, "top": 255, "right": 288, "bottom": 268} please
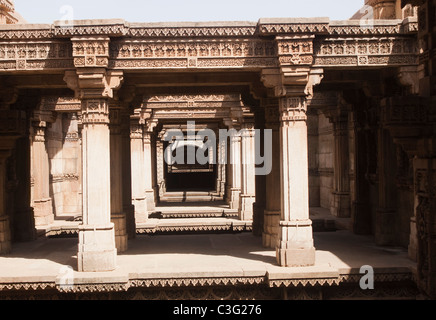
{"left": 11, "top": 205, "right": 416, "bottom": 297}
{"left": 0, "top": 230, "right": 416, "bottom": 289}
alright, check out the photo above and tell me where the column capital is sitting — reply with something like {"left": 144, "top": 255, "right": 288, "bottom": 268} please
{"left": 261, "top": 67, "right": 323, "bottom": 100}
{"left": 130, "top": 121, "right": 143, "bottom": 140}
{"left": 81, "top": 99, "right": 110, "bottom": 125}
{"left": 279, "top": 96, "right": 308, "bottom": 123}
{"left": 64, "top": 70, "right": 124, "bottom": 100}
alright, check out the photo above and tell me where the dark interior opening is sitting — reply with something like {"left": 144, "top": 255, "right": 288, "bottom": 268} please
{"left": 164, "top": 143, "right": 217, "bottom": 192}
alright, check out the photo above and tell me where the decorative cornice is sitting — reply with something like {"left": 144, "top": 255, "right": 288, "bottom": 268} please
{"left": 0, "top": 19, "right": 411, "bottom": 40}
{"left": 259, "top": 18, "right": 330, "bottom": 35}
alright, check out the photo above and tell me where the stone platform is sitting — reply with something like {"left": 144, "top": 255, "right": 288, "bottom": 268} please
{"left": 0, "top": 230, "right": 418, "bottom": 299}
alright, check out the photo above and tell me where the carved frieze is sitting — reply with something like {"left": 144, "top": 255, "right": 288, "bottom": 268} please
{"left": 313, "top": 37, "right": 418, "bottom": 67}
{"left": 109, "top": 39, "right": 277, "bottom": 69}
{"left": 143, "top": 94, "right": 243, "bottom": 109}
{"left": 0, "top": 41, "right": 73, "bottom": 71}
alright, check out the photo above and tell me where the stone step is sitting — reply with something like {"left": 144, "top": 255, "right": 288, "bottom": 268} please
{"left": 150, "top": 209, "right": 239, "bottom": 219}
{"left": 160, "top": 192, "right": 224, "bottom": 203}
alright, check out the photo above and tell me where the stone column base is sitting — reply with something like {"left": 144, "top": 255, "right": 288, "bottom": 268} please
{"left": 228, "top": 188, "right": 241, "bottom": 210}
{"left": 276, "top": 247, "right": 316, "bottom": 267}
{"left": 262, "top": 210, "right": 280, "bottom": 249}
{"left": 33, "top": 198, "right": 54, "bottom": 227}
{"left": 133, "top": 197, "right": 148, "bottom": 223}
{"left": 276, "top": 220, "right": 315, "bottom": 267}
{"left": 239, "top": 195, "right": 255, "bottom": 221}
{"left": 145, "top": 190, "right": 156, "bottom": 212}
{"left": 331, "top": 192, "right": 351, "bottom": 218}
{"left": 78, "top": 223, "right": 117, "bottom": 272}
{"left": 0, "top": 215, "right": 11, "bottom": 254}
{"left": 111, "top": 214, "right": 128, "bottom": 253}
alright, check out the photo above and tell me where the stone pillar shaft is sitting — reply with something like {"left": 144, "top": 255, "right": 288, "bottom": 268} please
{"left": 331, "top": 114, "right": 351, "bottom": 218}
{"left": 375, "top": 128, "right": 398, "bottom": 245}
{"left": 263, "top": 101, "right": 281, "bottom": 248}
{"left": 228, "top": 132, "right": 242, "bottom": 210}
{"left": 78, "top": 99, "right": 116, "bottom": 272}
{"left": 276, "top": 96, "right": 315, "bottom": 267}
{"left": 31, "top": 120, "right": 54, "bottom": 226}
{"left": 110, "top": 107, "right": 127, "bottom": 252}
{"left": 143, "top": 131, "right": 156, "bottom": 212}
{"left": 239, "top": 122, "right": 256, "bottom": 221}
{"left": 130, "top": 122, "right": 147, "bottom": 223}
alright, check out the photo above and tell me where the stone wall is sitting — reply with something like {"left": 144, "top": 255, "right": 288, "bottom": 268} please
{"left": 307, "top": 111, "right": 334, "bottom": 211}
{"left": 46, "top": 113, "right": 81, "bottom": 219}
{"left": 318, "top": 113, "right": 334, "bottom": 210}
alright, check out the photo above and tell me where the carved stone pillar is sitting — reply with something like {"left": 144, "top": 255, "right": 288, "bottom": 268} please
{"left": 121, "top": 109, "right": 136, "bottom": 239}
{"left": 227, "top": 128, "right": 242, "bottom": 211}
{"left": 65, "top": 36, "right": 123, "bottom": 272}
{"left": 78, "top": 98, "right": 117, "bottom": 272}
{"left": 130, "top": 120, "right": 147, "bottom": 223}
{"left": 215, "top": 136, "right": 227, "bottom": 197}
{"left": 109, "top": 106, "right": 127, "bottom": 252}
{"left": 239, "top": 119, "right": 256, "bottom": 221}
{"left": 375, "top": 127, "right": 398, "bottom": 245}
{"left": 143, "top": 130, "right": 156, "bottom": 212}
{"left": 276, "top": 96, "right": 315, "bottom": 267}
{"left": 263, "top": 99, "right": 281, "bottom": 248}
{"left": 30, "top": 111, "right": 55, "bottom": 227}
{"left": 331, "top": 113, "right": 351, "bottom": 218}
